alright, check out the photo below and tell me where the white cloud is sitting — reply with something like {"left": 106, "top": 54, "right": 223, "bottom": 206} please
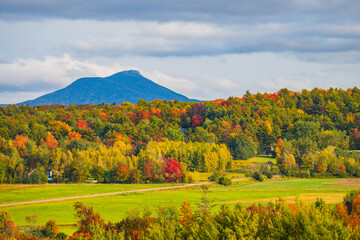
{"left": 0, "top": 55, "right": 130, "bottom": 96}
{"left": 257, "top": 77, "right": 312, "bottom": 92}
{"left": 145, "top": 70, "right": 200, "bottom": 93}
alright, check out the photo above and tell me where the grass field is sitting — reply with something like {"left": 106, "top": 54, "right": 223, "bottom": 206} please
{"left": 234, "top": 155, "right": 275, "bottom": 165}
{"left": 0, "top": 183, "right": 180, "bottom": 205}
{"left": 1, "top": 178, "right": 360, "bottom": 235}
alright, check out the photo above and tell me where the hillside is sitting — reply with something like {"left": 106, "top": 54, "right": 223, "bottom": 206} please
{"left": 20, "top": 70, "right": 194, "bottom": 106}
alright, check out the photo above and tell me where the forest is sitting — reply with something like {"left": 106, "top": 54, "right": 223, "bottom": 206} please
{"left": 1, "top": 87, "right": 360, "bottom": 183}
{"left": 1, "top": 187, "right": 360, "bottom": 239}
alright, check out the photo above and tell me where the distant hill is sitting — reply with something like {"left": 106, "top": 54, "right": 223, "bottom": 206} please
{"left": 19, "top": 70, "right": 195, "bottom": 106}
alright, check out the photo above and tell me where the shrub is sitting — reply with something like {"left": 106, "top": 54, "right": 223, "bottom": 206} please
{"left": 208, "top": 172, "right": 232, "bottom": 186}
{"left": 252, "top": 172, "right": 265, "bottom": 182}
{"left": 218, "top": 176, "right": 232, "bottom": 186}
{"left": 55, "top": 232, "right": 68, "bottom": 240}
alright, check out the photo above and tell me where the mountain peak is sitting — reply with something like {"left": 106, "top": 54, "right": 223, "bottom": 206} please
{"left": 110, "top": 70, "right": 142, "bottom": 78}
{"left": 19, "top": 71, "right": 195, "bottom": 106}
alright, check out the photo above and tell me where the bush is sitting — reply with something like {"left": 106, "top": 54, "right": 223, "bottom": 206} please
{"left": 218, "top": 176, "right": 232, "bottom": 186}
{"left": 260, "top": 164, "right": 273, "bottom": 179}
{"left": 55, "top": 232, "right": 68, "bottom": 240}
{"left": 252, "top": 172, "right": 265, "bottom": 182}
{"left": 208, "top": 171, "right": 223, "bottom": 183}
{"left": 208, "top": 172, "right": 232, "bottom": 185}
{"left": 182, "top": 172, "right": 196, "bottom": 183}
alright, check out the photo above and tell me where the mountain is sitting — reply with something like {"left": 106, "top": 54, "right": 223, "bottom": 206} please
{"left": 19, "top": 70, "right": 195, "bottom": 106}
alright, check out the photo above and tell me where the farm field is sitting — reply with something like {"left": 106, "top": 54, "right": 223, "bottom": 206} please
{"left": 1, "top": 178, "right": 360, "bottom": 235}
{"left": 0, "top": 183, "right": 181, "bottom": 205}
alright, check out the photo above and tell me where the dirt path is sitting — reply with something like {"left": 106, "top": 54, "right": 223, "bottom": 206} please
{"left": 0, "top": 182, "right": 213, "bottom": 208}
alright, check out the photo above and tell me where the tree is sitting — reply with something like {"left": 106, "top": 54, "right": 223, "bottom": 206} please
{"left": 115, "top": 164, "right": 130, "bottom": 183}
{"left": 164, "top": 158, "right": 183, "bottom": 182}
{"left": 0, "top": 210, "right": 18, "bottom": 239}
{"left": 275, "top": 138, "right": 297, "bottom": 174}
{"left": 76, "top": 120, "right": 88, "bottom": 129}
{"left": 228, "top": 134, "right": 257, "bottom": 160}
{"left": 46, "top": 132, "right": 58, "bottom": 149}
{"left": 42, "top": 219, "right": 59, "bottom": 238}
{"left": 73, "top": 202, "right": 105, "bottom": 235}
{"left": 351, "top": 128, "right": 360, "bottom": 149}
{"left": 69, "top": 131, "right": 82, "bottom": 141}
{"left": 165, "top": 128, "right": 184, "bottom": 141}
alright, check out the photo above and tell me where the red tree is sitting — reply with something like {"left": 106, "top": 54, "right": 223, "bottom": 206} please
{"left": 138, "top": 110, "right": 151, "bottom": 120}
{"left": 143, "top": 163, "right": 153, "bottom": 180}
{"left": 164, "top": 158, "right": 183, "bottom": 182}
{"left": 191, "top": 115, "right": 204, "bottom": 127}
{"left": 76, "top": 120, "right": 88, "bottom": 129}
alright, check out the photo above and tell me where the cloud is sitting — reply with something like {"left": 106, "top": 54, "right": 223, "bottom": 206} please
{"left": 0, "top": 91, "right": 49, "bottom": 105}
{"left": 0, "top": 55, "right": 127, "bottom": 93}
{"left": 257, "top": 78, "right": 312, "bottom": 92}
{"left": 214, "top": 79, "right": 241, "bottom": 91}
{"left": 145, "top": 71, "right": 200, "bottom": 94}
{"left": 1, "top": 0, "right": 359, "bottom": 25}
{"left": 20, "top": 19, "right": 356, "bottom": 58}
{"left": 1, "top": 17, "right": 360, "bottom": 62}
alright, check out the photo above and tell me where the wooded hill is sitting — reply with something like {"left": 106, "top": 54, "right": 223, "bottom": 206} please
{"left": 1, "top": 87, "right": 360, "bottom": 183}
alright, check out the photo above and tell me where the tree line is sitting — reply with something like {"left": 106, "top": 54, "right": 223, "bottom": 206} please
{"left": 0, "top": 87, "right": 360, "bottom": 183}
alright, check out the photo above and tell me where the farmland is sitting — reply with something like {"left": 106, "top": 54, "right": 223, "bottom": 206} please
{"left": 1, "top": 178, "right": 360, "bottom": 235}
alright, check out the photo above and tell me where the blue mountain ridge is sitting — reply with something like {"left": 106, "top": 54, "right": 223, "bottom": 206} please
{"left": 19, "top": 70, "right": 195, "bottom": 106}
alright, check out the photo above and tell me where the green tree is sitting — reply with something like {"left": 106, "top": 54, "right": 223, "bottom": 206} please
{"left": 228, "top": 134, "right": 257, "bottom": 160}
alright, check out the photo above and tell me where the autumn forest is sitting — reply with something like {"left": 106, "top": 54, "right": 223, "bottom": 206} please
{"left": 2, "top": 87, "right": 360, "bottom": 239}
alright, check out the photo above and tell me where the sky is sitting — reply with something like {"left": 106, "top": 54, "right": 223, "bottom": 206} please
{"left": 0, "top": 0, "right": 360, "bottom": 104}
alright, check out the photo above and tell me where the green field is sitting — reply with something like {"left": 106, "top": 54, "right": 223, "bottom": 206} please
{"left": 234, "top": 155, "right": 275, "bottom": 165}
{"left": 1, "top": 178, "right": 360, "bottom": 235}
{"left": 0, "top": 183, "right": 180, "bottom": 205}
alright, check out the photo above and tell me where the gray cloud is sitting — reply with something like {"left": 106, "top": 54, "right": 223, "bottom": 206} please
{"left": 1, "top": 19, "right": 351, "bottom": 59}
{"left": 1, "top": 0, "right": 359, "bottom": 24}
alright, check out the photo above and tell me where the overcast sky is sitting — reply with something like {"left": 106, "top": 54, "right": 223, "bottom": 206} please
{"left": 0, "top": 0, "right": 360, "bottom": 103}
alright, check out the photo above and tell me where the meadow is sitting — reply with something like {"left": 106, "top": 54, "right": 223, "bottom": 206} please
{"left": 1, "top": 178, "right": 360, "bottom": 235}
{"left": 0, "top": 183, "right": 181, "bottom": 205}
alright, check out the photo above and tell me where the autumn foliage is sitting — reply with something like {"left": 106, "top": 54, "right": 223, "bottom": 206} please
{"left": 3, "top": 193, "right": 360, "bottom": 239}
{"left": 69, "top": 131, "right": 82, "bottom": 141}
{"left": 45, "top": 133, "right": 58, "bottom": 149}
{"left": 76, "top": 120, "right": 88, "bottom": 129}
{"left": 0, "top": 87, "right": 360, "bottom": 184}
{"left": 164, "top": 158, "right": 183, "bottom": 182}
